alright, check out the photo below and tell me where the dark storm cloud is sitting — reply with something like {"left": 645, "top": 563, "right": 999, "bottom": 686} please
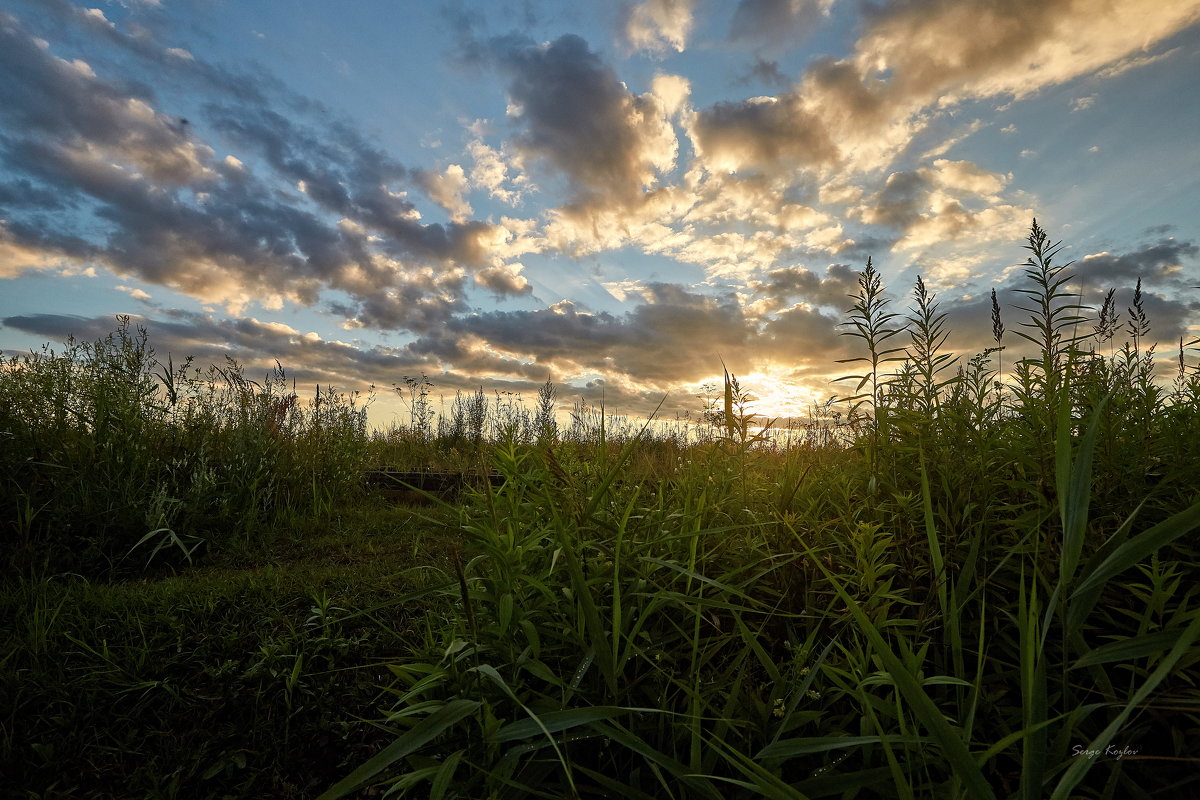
{"left": 484, "top": 33, "right": 677, "bottom": 209}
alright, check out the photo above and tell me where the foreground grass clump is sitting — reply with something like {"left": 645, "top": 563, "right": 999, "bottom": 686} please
{"left": 0, "top": 503, "right": 457, "bottom": 798}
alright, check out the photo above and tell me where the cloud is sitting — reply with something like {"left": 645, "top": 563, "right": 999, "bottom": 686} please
{"left": 115, "top": 285, "right": 152, "bottom": 302}
{"left": 852, "top": 158, "right": 1018, "bottom": 253}
{"left": 405, "top": 282, "right": 764, "bottom": 388}
{"left": 750, "top": 263, "right": 861, "bottom": 314}
{"left": 0, "top": 9, "right": 531, "bottom": 334}
{"left": 487, "top": 34, "right": 680, "bottom": 211}
{"left": 691, "top": 94, "right": 839, "bottom": 173}
{"left": 1096, "top": 46, "right": 1182, "bottom": 79}
{"left": 687, "top": 0, "right": 1198, "bottom": 186}
{"left": 621, "top": 0, "right": 698, "bottom": 54}
{"left": 466, "top": 135, "right": 530, "bottom": 205}
{"left": 728, "top": 0, "right": 830, "bottom": 48}
{"left": 0, "top": 310, "right": 435, "bottom": 390}
{"left": 417, "top": 164, "right": 473, "bottom": 222}
{"left": 0, "top": 220, "right": 90, "bottom": 278}
{"left": 0, "top": 13, "right": 215, "bottom": 185}
{"left": 852, "top": 0, "right": 1200, "bottom": 104}
{"left": 1078, "top": 238, "right": 1200, "bottom": 290}
{"left": 735, "top": 57, "right": 789, "bottom": 87}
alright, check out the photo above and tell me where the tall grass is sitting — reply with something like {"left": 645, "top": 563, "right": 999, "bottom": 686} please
{"left": 0, "top": 318, "right": 370, "bottom": 577}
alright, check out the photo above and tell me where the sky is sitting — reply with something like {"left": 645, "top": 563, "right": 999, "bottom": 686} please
{"left": 2, "top": 0, "right": 1199, "bottom": 426}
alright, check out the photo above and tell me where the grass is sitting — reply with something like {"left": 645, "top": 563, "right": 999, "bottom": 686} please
{"left": 2, "top": 219, "right": 1200, "bottom": 798}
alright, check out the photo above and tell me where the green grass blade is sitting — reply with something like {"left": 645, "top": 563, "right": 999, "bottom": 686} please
{"left": 1072, "top": 627, "right": 1190, "bottom": 669}
{"left": 757, "top": 735, "right": 927, "bottom": 760}
{"left": 1050, "top": 613, "right": 1200, "bottom": 800}
{"left": 795, "top": 766, "right": 902, "bottom": 797}
{"left": 1070, "top": 499, "right": 1200, "bottom": 603}
{"left": 491, "top": 706, "right": 627, "bottom": 743}
{"left": 801, "top": 543, "right": 998, "bottom": 800}
{"left": 316, "top": 699, "right": 481, "bottom": 800}
{"left": 428, "top": 749, "right": 463, "bottom": 800}
{"left": 1057, "top": 397, "right": 1105, "bottom": 587}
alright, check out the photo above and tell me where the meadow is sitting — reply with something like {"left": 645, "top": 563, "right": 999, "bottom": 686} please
{"left": 2, "top": 221, "right": 1199, "bottom": 798}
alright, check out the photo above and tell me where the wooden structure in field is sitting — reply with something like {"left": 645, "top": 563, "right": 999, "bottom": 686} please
{"left": 364, "top": 468, "right": 503, "bottom": 502}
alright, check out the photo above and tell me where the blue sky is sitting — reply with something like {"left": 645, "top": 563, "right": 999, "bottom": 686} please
{"left": 2, "top": 0, "right": 1198, "bottom": 423}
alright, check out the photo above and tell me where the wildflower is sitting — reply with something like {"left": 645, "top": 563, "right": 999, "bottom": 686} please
{"left": 772, "top": 698, "right": 786, "bottom": 718}
{"left": 807, "top": 690, "right": 821, "bottom": 700}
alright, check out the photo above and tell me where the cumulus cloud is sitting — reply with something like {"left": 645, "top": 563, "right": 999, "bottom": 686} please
{"left": 115, "top": 285, "right": 152, "bottom": 302}
{"left": 850, "top": 158, "right": 1022, "bottom": 255}
{"left": 749, "top": 263, "right": 860, "bottom": 314}
{"left": 487, "top": 34, "right": 680, "bottom": 212}
{"left": 692, "top": 94, "right": 838, "bottom": 174}
{"left": 852, "top": 0, "right": 1200, "bottom": 104}
{"left": 0, "top": 8, "right": 532, "bottom": 335}
{"left": 686, "top": 0, "right": 1198, "bottom": 186}
{"left": 1079, "top": 238, "right": 1200, "bottom": 291}
{"left": 417, "top": 164, "right": 473, "bottom": 222}
{"left": 466, "top": 136, "right": 530, "bottom": 205}
{"left": 622, "top": 0, "right": 697, "bottom": 54}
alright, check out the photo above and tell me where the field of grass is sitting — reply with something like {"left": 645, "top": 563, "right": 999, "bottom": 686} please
{"left": 3, "top": 221, "right": 1199, "bottom": 798}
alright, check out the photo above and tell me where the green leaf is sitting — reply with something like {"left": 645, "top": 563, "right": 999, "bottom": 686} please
{"left": 757, "top": 736, "right": 926, "bottom": 761}
{"left": 491, "top": 706, "right": 626, "bottom": 743}
{"left": 428, "top": 750, "right": 463, "bottom": 800}
{"left": 1072, "top": 627, "right": 1190, "bottom": 669}
{"left": 1071, "top": 499, "right": 1200, "bottom": 603}
{"left": 316, "top": 699, "right": 480, "bottom": 800}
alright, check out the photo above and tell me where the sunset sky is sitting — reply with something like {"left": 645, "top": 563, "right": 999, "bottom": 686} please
{"left": 2, "top": 0, "right": 1198, "bottom": 425}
